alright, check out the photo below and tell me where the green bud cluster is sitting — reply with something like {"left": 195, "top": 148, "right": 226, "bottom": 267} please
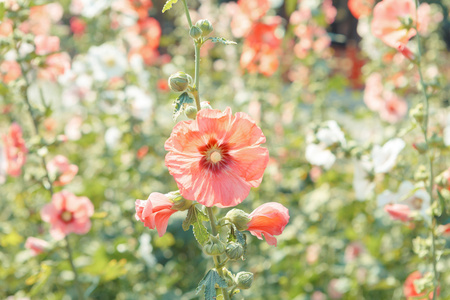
{"left": 225, "top": 209, "right": 251, "bottom": 231}
{"left": 196, "top": 19, "right": 213, "bottom": 37}
{"left": 204, "top": 235, "right": 226, "bottom": 256}
{"left": 225, "top": 242, "right": 244, "bottom": 260}
{"left": 168, "top": 72, "right": 193, "bottom": 92}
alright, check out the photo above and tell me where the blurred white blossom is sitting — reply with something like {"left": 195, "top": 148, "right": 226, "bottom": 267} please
{"left": 371, "top": 138, "right": 405, "bottom": 174}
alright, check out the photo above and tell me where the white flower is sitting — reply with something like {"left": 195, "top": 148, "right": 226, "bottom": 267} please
{"left": 377, "top": 181, "right": 430, "bottom": 219}
{"left": 87, "top": 44, "right": 127, "bottom": 81}
{"left": 80, "top": 0, "right": 110, "bottom": 18}
{"left": 125, "top": 86, "right": 153, "bottom": 120}
{"left": 305, "top": 143, "right": 336, "bottom": 170}
{"left": 317, "top": 120, "right": 346, "bottom": 147}
{"left": 0, "top": 145, "right": 8, "bottom": 184}
{"left": 371, "top": 138, "right": 405, "bottom": 174}
{"left": 105, "top": 127, "right": 122, "bottom": 149}
{"left": 353, "top": 158, "right": 374, "bottom": 201}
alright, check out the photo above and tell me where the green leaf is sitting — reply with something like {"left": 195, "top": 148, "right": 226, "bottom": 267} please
{"left": 208, "top": 37, "right": 237, "bottom": 45}
{"left": 182, "top": 205, "right": 197, "bottom": 231}
{"left": 192, "top": 207, "right": 210, "bottom": 245}
{"left": 173, "top": 92, "right": 194, "bottom": 121}
{"left": 196, "top": 269, "right": 228, "bottom": 300}
{"left": 162, "top": 0, "right": 179, "bottom": 13}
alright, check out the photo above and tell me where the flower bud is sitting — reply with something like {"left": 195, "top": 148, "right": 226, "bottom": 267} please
{"left": 184, "top": 106, "right": 197, "bottom": 119}
{"left": 189, "top": 25, "right": 203, "bottom": 40}
{"left": 172, "top": 198, "right": 193, "bottom": 211}
{"left": 410, "top": 103, "right": 424, "bottom": 124}
{"left": 225, "top": 242, "right": 244, "bottom": 260}
{"left": 196, "top": 19, "right": 213, "bottom": 36}
{"left": 413, "top": 142, "right": 428, "bottom": 154}
{"left": 235, "top": 272, "right": 253, "bottom": 290}
{"left": 200, "top": 101, "right": 212, "bottom": 110}
{"left": 225, "top": 209, "right": 250, "bottom": 231}
{"left": 204, "top": 235, "right": 226, "bottom": 256}
{"left": 168, "top": 72, "right": 192, "bottom": 92}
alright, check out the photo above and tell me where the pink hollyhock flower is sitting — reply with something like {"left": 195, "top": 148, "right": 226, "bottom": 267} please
{"left": 384, "top": 203, "right": 411, "bottom": 222}
{"left": 165, "top": 107, "right": 269, "bottom": 208}
{"left": 38, "top": 52, "right": 71, "bottom": 81}
{"left": 246, "top": 202, "right": 289, "bottom": 246}
{"left": 396, "top": 42, "right": 415, "bottom": 61}
{"left": 135, "top": 192, "right": 177, "bottom": 237}
{"left": 404, "top": 271, "right": 439, "bottom": 300}
{"left": 46, "top": 155, "right": 78, "bottom": 186}
{"left": 348, "top": 0, "right": 374, "bottom": 19}
{"left": 323, "top": 0, "right": 337, "bottom": 24}
{"left": 237, "top": 0, "right": 270, "bottom": 21}
{"left": 378, "top": 91, "right": 408, "bottom": 124}
{"left": 25, "top": 237, "right": 49, "bottom": 256}
{"left": 0, "top": 60, "right": 22, "bottom": 84}
{"left": 41, "top": 191, "right": 94, "bottom": 240}
{"left": 3, "top": 123, "right": 28, "bottom": 177}
{"left": 364, "top": 73, "right": 384, "bottom": 111}
{"left": 371, "top": 0, "right": 429, "bottom": 48}
{"left": 34, "top": 35, "right": 60, "bottom": 55}
{"left": 344, "top": 242, "right": 365, "bottom": 263}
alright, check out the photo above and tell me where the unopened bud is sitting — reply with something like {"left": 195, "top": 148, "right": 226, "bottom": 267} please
{"left": 196, "top": 19, "right": 213, "bottom": 36}
{"left": 235, "top": 272, "right": 253, "bottom": 290}
{"left": 225, "top": 209, "right": 250, "bottom": 231}
{"left": 168, "top": 72, "right": 192, "bottom": 92}
{"left": 225, "top": 242, "right": 244, "bottom": 260}
{"left": 189, "top": 25, "right": 203, "bottom": 40}
{"left": 410, "top": 103, "right": 425, "bottom": 124}
{"left": 413, "top": 142, "right": 428, "bottom": 154}
{"left": 172, "top": 198, "right": 193, "bottom": 211}
{"left": 204, "top": 235, "right": 226, "bottom": 256}
{"left": 200, "top": 101, "right": 212, "bottom": 110}
{"left": 184, "top": 106, "right": 197, "bottom": 119}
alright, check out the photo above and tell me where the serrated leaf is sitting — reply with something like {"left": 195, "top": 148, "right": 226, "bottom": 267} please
{"left": 208, "top": 37, "right": 237, "bottom": 45}
{"left": 173, "top": 92, "right": 194, "bottom": 121}
{"left": 196, "top": 270, "right": 228, "bottom": 300}
{"left": 162, "top": 0, "right": 179, "bottom": 13}
{"left": 193, "top": 208, "right": 210, "bottom": 245}
{"left": 182, "top": 205, "right": 197, "bottom": 231}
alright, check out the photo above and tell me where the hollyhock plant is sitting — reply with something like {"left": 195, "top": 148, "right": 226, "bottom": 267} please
{"left": 246, "top": 202, "right": 290, "bottom": 246}
{"left": 25, "top": 237, "right": 49, "bottom": 256}
{"left": 135, "top": 192, "right": 180, "bottom": 237}
{"left": 165, "top": 107, "right": 269, "bottom": 208}
{"left": 3, "top": 123, "right": 28, "bottom": 177}
{"left": 46, "top": 155, "right": 78, "bottom": 186}
{"left": 371, "top": 0, "right": 430, "bottom": 48}
{"left": 404, "top": 271, "right": 439, "bottom": 300}
{"left": 41, "top": 191, "right": 94, "bottom": 240}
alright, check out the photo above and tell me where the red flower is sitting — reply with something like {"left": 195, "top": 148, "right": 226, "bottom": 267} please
{"left": 165, "top": 108, "right": 269, "bottom": 208}
{"left": 246, "top": 202, "right": 290, "bottom": 246}
{"left": 135, "top": 192, "right": 177, "bottom": 237}
{"left": 404, "top": 271, "right": 439, "bottom": 300}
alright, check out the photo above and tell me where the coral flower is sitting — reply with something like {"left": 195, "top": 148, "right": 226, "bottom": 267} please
{"left": 34, "top": 35, "right": 60, "bottom": 55}
{"left": 3, "top": 123, "right": 28, "bottom": 177}
{"left": 348, "top": 0, "right": 374, "bottom": 19}
{"left": 46, "top": 155, "right": 78, "bottom": 186}
{"left": 246, "top": 202, "right": 290, "bottom": 246}
{"left": 25, "top": 237, "right": 49, "bottom": 256}
{"left": 135, "top": 192, "right": 177, "bottom": 237}
{"left": 41, "top": 191, "right": 94, "bottom": 240}
{"left": 165, "top": 108, "right": 269, "bottom": 208}
{"left": 384, "top": 203, "right": 411, "bottom": 222}
{"left": 404, "top": 271, "right": 439, "bottom": 300}
{"left": 371, "top": 0, "right": 429, "bottom": 48}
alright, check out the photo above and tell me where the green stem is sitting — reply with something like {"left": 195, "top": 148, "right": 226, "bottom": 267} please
{"left": 181, "top": 0, "right": 193, "bottom": 28}
{"left": 65, "top": 235, "right": 85, "bottom": 300}
{"left": 194, "top": 42, "right": 201, "bottom": 111}
{"left": 206, "top": 207, "right": 230, "bottom": 300}
{"left": 414, "top": 1, "right": 439, "bottom": 298}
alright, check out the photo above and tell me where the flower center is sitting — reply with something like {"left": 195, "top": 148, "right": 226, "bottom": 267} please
{"left": 209, "top": 150, "right": 222, "bottom": 164}
{"left": 61, "top": 211, "right": 73, "bottom": 222}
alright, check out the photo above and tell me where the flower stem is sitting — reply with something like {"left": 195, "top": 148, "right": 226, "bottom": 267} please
{"left": 414, "top": 1, "right": 439, "bottom": 298}
{"left": 65, "top": 235, "right": 85, "bottom": 300}
{"left": 181, "top": 0, "right": 193, "bottom": 29}
{"left": 194, "top": 42, "right": 201, "bottom": 111}
{"left": 206, "top": 207, "right": 230, "bottom": 300}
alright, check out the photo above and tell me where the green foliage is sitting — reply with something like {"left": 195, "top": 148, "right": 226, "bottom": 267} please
{"left": 196, "top": 269, "right": 227, "bottom": 300}
{"left": 173, "top": 92, "right": 194, "bottom": 121}
{"left": 162, "top": 0, "right": 179, "bottom": 13}
{"left": 183, "top": 206, "right": 210, "bottom": 245}
{"left": 208, "top": 37, "right": 237, "bottom": 45}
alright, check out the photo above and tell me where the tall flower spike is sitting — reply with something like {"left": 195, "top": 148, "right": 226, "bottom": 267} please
{"left": 165, "top": 107, "right": 269, "bottom": 208}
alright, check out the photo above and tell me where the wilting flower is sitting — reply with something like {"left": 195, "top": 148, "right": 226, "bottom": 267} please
{"left": 46, "top": 155, "right": 78, "bottom": 186}
{"left": 404, "top": 271, "right": 439, "bottom": 300}
{"left": 246, "top": 202, "right": 290, "bottom": 246}
{"left": 135, "top": 192, "right": 177, "bottom": 237}
{"left": 371, "top": 138, "right": 405, "bottom": 174}
{"left": 25, "top": 237, "right": 49, "bottom": 256}
{"left": 165, "top": 107, "right": 269, "bottom": 208}
{"left": 371, "top": 0, "right": 430, "bottom": 48}
{"left": 41, "top": 191, "right": 94, "bottom": 240}
{"left": 3, "top": 123, "right": 28, "bottom": 177}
